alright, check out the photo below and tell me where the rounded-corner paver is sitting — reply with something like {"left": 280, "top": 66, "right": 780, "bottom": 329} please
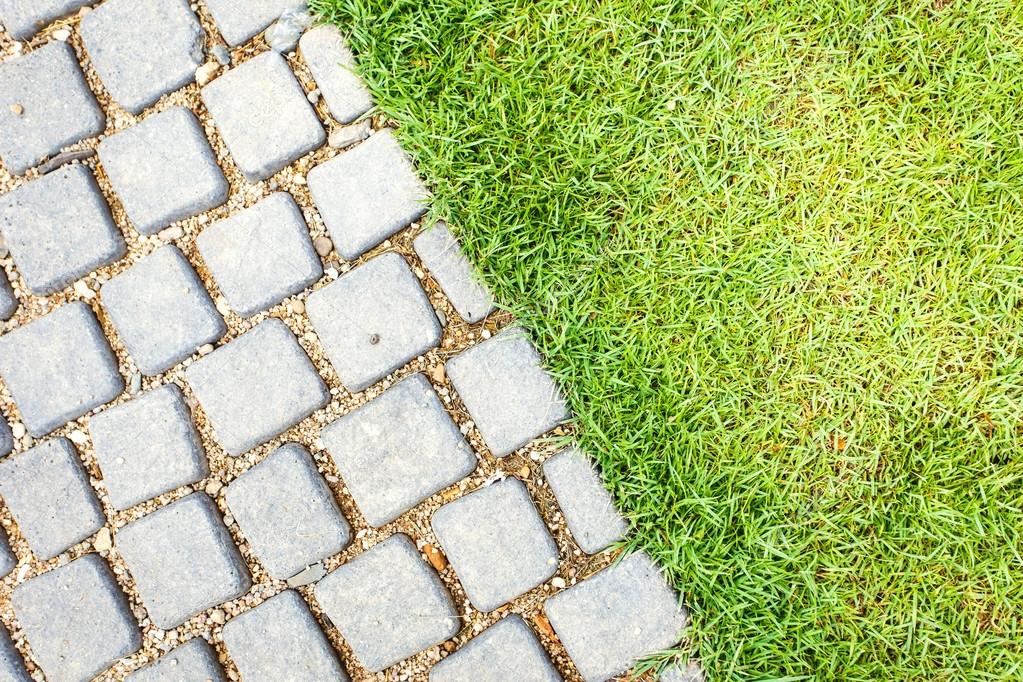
{"left": 0, "top": 529, "right": 16, "bottom": 579}
{"left": 127, "top": 637, "right": 227, "bottom": 682}
{"left": 0, "top": 1, "right": 93, "bottom": 40}
{"left": 413, "top": 221, "right": 495, "bottom": 324}
{"left": 0, "top": 268, "right": 18, "bottom": 321}
{"left": 430, "top": 614, "right": 562, "bottom": 682}
{"left": 543, "top": 446, "right": 627, "bottom": 554}
{"left": 203, "top": 0, "right": 307, "bottom": 47}
{"left": 0, "top": 623, "right": 31, "bottom": 682}
{"left": 0, "top": 416, "right": 12, "bottom": 459}
{"left": 299, "top": 25, "right": 373, "bottom": 124}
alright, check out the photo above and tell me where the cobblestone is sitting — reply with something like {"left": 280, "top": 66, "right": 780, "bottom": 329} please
{"left": 414, "top": 221, "right": 495, "bottom": 324}
{"left": 127, "top": 637, "right": 226, "bottom": 682}
{"left": 203, "top": 0, "right": 307, "bottom": 47}
{"left": 0, "top": 530, "right": 15, "bottom": 578}
{"left": 0, "top": 624, "right": 30, "bottom": 682}
{"left": 299, "top": 25, "right": 373, "bottom": 124}
{"left": 0, "top": 268, "right": 16, "bottom": 320}
{"left": 0, "top": 416, "right": 11, "bottom": 458}
{"left": 430, "top": 614, "right": 562, "bottom": 682}
{"left": 543, "top": 447, "right": 626, "bottom": 554}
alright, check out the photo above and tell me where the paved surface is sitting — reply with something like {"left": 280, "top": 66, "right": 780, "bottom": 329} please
{"left": 0, "top": 3, "right": 694, "bottom": 681}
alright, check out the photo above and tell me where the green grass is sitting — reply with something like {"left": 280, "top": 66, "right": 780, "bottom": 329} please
{"left": 311, "top": 1, "right": 1023, "bottom": 678}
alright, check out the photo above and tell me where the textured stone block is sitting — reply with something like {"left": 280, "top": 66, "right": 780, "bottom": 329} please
{"left": 0, "top": 268, "right": 16, "bottom": 320}
{"left": 102, "top": 245, "right": 225, "bottom": 376}
{"left": 128, "top": 638, "right": 226, "bottom": 682}
{"left": 0, "top": 0, "right": 93, "bottom": 40}
{"left": 203, "top": 0, "right": 306, "bottom": 47}
{"left": 308, "top": 130, "right": 428, "bottom": 260}
{"left": 414, "top": 222, "right": 494, "bottom": 324}
{"left": 543, "top": 447, "right": 626, "bottom": 554}
{"left": 117, "top": 493, "right": 251, "bottom": 629}
{"left": 307, "top": 252, "right": 441, "bottom": 392}
{"left": 99, "top": 107, "right": 228, "bottom": 234}
{"left": 0, "top": 529, "right": 15, "bottom": 578}
{"left": 299, "top": 25, "right": 372, "bottom": 124}
{"left": 0, "top": 416, "right": 12, "bottom": 458}
{"left": 430, "top": 615, "right": 562, "bottom": 682}
{"left": 0, "top": 625, "right": 30, "bottom": 682}
{"left": 197, "top": 192, "right": 322, "bottom": 317}
{"left": 321, "top": 373, "right": 476, "bottom": 527}
{"left": 661, "top": 662, "right": 705, "bottom": 682}
{"left": 185, "top": 319, "right": 328, "bottom": 455}
{"left": 314, "top": 533, "right": 459, "bottom": 672}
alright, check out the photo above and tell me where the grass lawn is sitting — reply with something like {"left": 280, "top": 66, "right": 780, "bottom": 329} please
{"left": 312, "top": 0, "right": 1023, "bottom": 678}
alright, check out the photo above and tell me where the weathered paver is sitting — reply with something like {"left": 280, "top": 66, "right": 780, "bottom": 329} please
{"left": 0, "top": 165, "right": 125, "bottom": 295}
{"left": 299, "top": 25, "right": 373, "bottom": 124}
{"left": 314, "top": 533, "right": 459, "bottom": 672}
{"left": 0, "top": 530, "right": 15, "bottom": 578}
{"left": 414, "top": 221, "right": 495, "bottom": 324}
{"left": 432, "top": 477, "right": 558, "bottom": 612}
{"left": 80, "top": 0, "right": 205, "bottom": 114}
{"left": 0, "top": 0, "right": 92, "bottom": 40}
{"left": 0, "top": 42, "right": 105, "bottom": 174}
{"left": 0, "top": 624, "right": 30, "bottom": 682}
{"left": 197, "top": 192, "right": 322, "bottom": 317}
{"left": 446, "top": 327, "right": 570, "bottom": 457}
{"left": 0, "top": 416, "right": 12, "bottom": 458}
{"left": 430, "top": 614, "right": 562, "bottom": 682}
{"left": 544, "top": 552, "right": 688, "bottom": 682}
{"left": 0, "top": 268, "right": 16, "bottom": 320}
{"left": 89, "top": 384, "right": 209, "bottom": 510}
{"left": 225, "top": 443, "right": 350, "bottom": 580}
{"left": 185, "top": 319, "right": 329, "bottom": 455}
{"left": 661, "top": 661, "right": 705, "bottom": 682}
{"left": 12, "top": 554, "right": 141, "bottom": 682}
{"left": 306, "top": 252, "right": 442, "bottom": 392}
{"left": 127, "top": 638, "right": 227, "bottom": 682}
{"left": 202, "top": 51, "right": 325, "bottom": 181}
{"left": 117, "top": 493, "right": 251, "bottom": 629}
{"left": 308, "top": 130, "right": 429, "bottom": 260}
{"left": 203, "top": 0, "right": 306, "bottom": 47}
{"left": 543, "top": 447, "right": 626, "bottom": 554}
{"left": 101, "top": 245, "right": 226, "bottom": 376}
{"left": 321, "top": 373, "right": 476, "bottom": 527}
{"left": 98, "top": 106, "right": 228, "bottom": 234}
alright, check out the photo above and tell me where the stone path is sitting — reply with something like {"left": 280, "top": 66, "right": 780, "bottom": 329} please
{"left": 0, "top": 2, "right": 697, "bottom": 681}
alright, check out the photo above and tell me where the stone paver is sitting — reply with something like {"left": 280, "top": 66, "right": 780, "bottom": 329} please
{"left": 0, "top": 624, "right": 30, "bottom": 682}
{"left": 299, "top": 25, "right": 373, "bottom": 124}
{"left": 12, "top": 554, "right": 140, "bottom": 682}
{"left": 203, "top": 0, "right": 306, "bottom": 47}
{"left": 0, "top": 165, "right": 125, "bottom": 295}
{"left": 308, "top": 130, "right": 429, "bottom": 260}
{"left": 0, "top": 0, "right": 92, "bottom": 40}
{"left": 414, "top": 221, "right": 495, "bottom": 324}
{"left": 0, "top": 416, "right": 12, "bottom": 458}
{"left": 432, "top": 477, "right": 558, "bottom": 612}
{"left": 202, "top": 51, "right": 325, "bottom": 181}
{"left": 446, "top": 327, "right": 570, "bottom": 457}
{"left": 89, "top": 384, "right": 208, "bottom": 510}
{"left": 543, "top": 447, "right": 626, "bottom": 554}
{"left": 0, "top": 268, "right": 16, "bottom": 320}
{"left": 117, "top": 493, "right": 251, "bottom": 629}
{"left": 225, "top": 443, "right": 350, "bottom": 580}
{"left": 661, "top": 662, "right": 705, "bottom": 682}
{"left": 0, "top": 529, "right": 15, "bottom": 578}
{"left": 0, "top": 42, "right": 105, "bottom": 174}
{"left": 321, "top": 373, "right": 476, "bottom": 527}
{"left": 306, "top": 252, "right": 442, "bottom": 392}
{"left": 544, "top": 553, "right": 688, "bottom": 682}
{"left": 185, "top": 319, "right": 328, "bottom": 455}
{"left": 127, "top": 638, "right": 227, "bottom": 682}
{"left": 197, "top": 192, "right": 322, "bottom": 317}
{"left": 102, "top": 245, "right": 226, "bottom": 376}
{"left": 430, "top": 614, "right": 562, "bottom": 682}
{"left": 314, "top": 533, "right": 459, "bottom": 672}
{"left": 98, "top": 106, "right": 228, "bottom": 234}
{"left": 81, "top": 0, "right": 205, "bottom": 114}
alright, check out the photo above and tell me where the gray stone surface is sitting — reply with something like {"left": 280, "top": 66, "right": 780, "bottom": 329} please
{"left": 117, "top": 493, "right": 251, "bottom": 629}
{"left": 223, "top": 590, "right": 348, "bottom": 682}
{"left": 314, "top": 533, "right": 459, "bottom": 672}
{"left": 102, "top": 245, "right": 226, "bottom": 376}
{"left": 127, "top": 638, "right": 227, "bottom": 682}
{"left": 308, "top": 130, "right": 429, "bottom": 260}
{"left": 12, "top": 554, "right": 141, "bottom": 682}
{"left": 0, "top": 165, "right": 125, "bottom": 295}
{"left": 0, "top": 624, "right": 30, "bottom": 682}
{"left": 661, "top": 662, "right": 705, "bottom": 682}
{"left": 201, "top": 51, "right": 325, "bottom": 182}
{"left": 0, "top": 438, "right": 104, "bottom": 560}
{"left": 98, "top": 106, "right": 228, "bottom": 234}
{"left": 0, "top": 416, "right": 11, "bottom": 458}
{"left": 446, "top": 327, "right": 570, "bottom": 457}
{"left": 225, "top": 443, "right": 350, "bottom": 580}
{"left": 0, "top": 0, "right": 92, "bottom": 40}
{"left": 89, "top": 384, "right": 208, "bottom": 510}
{"left": 299, "top": 25, "right": 373, "bottom": 124}
{"left": 543, "top": 553, "right": 688, "bottom": 682}
{"left": 306, "top": 252, "right": 442, "bottom": 392}
{"left": 0, "top": 268, "right": 16, "bottom": 320}
{"left": 197, "top": 192, "right": 322, "bottom": 317}
{"left": 430, "top": 615, "right": 562, "bottom": 682}
{"left": 0, "top": 529, "right": 15, "bottom": 578}
{"left": 321, "top": 373, "right": 476, "bottom": 527}
{"left": 0, "top": 42, "right": 105, "bottom": 174}
{"left": 203, "top": 0, "right": 307, "bottom": 47}
{"left": 432, "top": 477, "right": 558, "bottom": 612}
{"left": 543, "top": 447, "right": 626, "bottom": 555}
{"left": 80, "top": 0, "right": 205, "bottom": 114}
{"left": 185, "top": 319, "right": 328, "bottom": 455}
{"left": 414, "top": 222, "right": 494, "bottom": 324}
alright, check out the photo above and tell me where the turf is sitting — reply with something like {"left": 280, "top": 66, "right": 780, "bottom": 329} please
{"left": 311, "top": 0, "right": 1023, "bottom": 679}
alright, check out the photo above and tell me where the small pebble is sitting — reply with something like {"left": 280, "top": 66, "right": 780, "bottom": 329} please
{"left": 289, "top": 299, "right": 305, "bottom": 315}
{"left": 212, "top": 44, "right": 231, "bottom": 66}
{"left": 551, "top": 576, "right": 567, "bottom": 589}
{"left": 73, "top": 280, "right": 95, "bottom": 299}
{"left": 11, "top": 423, "right": 26, "bottom": 439}
{"left": 159, "top": 225, "right": 184, "bottom": 241}
{"left": 312, "top": 235, "right": 333, "bottom": 257}
{"left": 69, "top": 430, "right": 88, "bottom": 445}
{"left": 53, "top": 29, "right": 71, "bottom": 41}
{"left": 307, "top": 89, "right": 321, "bottom": 104}
{"left": 129, "top": 372, "right": 142, "bottom": 394}
{"left": 195, "top": 62, "right": 220, "bottom": 87}
{"left": 328, "top": 120, "right": 371, "bottom": 150}
{"left": 286, "top": 562, "right": 326, "bottom": 588}
{"left": 210, "top": 609, "right": 226, "bottom": 625}
{"left": 198, "top": 343, "right": 214, "bottom": 356}
{"left": 205, "top": 480, "right": 223, "bottom": 496}
{"left": 94, "top": 527, "right": 112, "bottom": 552}
{"left": 9, "top": 104, "right": 23, "bottom": 116}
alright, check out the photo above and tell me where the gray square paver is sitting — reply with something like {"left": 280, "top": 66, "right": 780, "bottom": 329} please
{"left": 446, "top": 327, "right": 570, "bottom": 457}
{"left": 81, "top": 0, "right": 205, "bottom": 114}
{"left": 202, "top": 51, "right": 325, "bottom": 182}
{"left": 543, "top": 447, "right": 626, "bottom": 555}
{"left": 0, "top": 42, "right": 105, "bottom": 174}
{"left": 197, "top": 192, "right": 322, "bottom": 317}
{"left": 89, "top": 384, "right": 209, "bottom": 510}
{"left": 225, "top": 443, "right": 350, "bottom": 580}
{"left": 0, "top": 624, "right": 30, "bottom": 682}
{"left": 543, "top": 552, "right": 688, "bottom": 682}
{"left": 0, "top": 165, "right": 125, "bottom": 295}
{"left": 12, "top": 555, "right": 141, "bottom": 682}
{"left": 127, "top": 638, "right": 227, "bottom": 682}
{"left": 321, "top": 373, "right": 476, "bottom": 527}
{"left": 117, "top": 493, "right": 251, "bottom": 629}
{"left": 430, "top": 615, "right": 562, "bottom": 682}
{"left": 299, "top": 25, "right": 372, "bottom": 124}
{"left": 307, "top": 252, "right": 442, "bottom": 392}
{"left": 0, "top": 0, "right": 93, "bottom": 40}
{"left": 223, "top": 590, "right": 349, "bottom": 681}
{"left": 203, "top": 0, "right": 306, "bottom": 47}
{"left": 314, "top": 533, "right": 459, "bottom": 672}
{"left": 0, "top": 416, "right": 12, "bottom": 458}
{"left": 414, "top": 222, "right": 495, "bottom": 324}
{"left": 99, "top": 106, "right": 228, "bottom": 234}
{"left": 0, "top": 268, "right": 16, "bottom": 320}
{"left": 185, "top": 319, "right": 329, "bottom": 455}
{"left": 0, "top": 301, "right": 123, "bottom": 437}
{"left": 308, "top": 130, "right": 429, "bottom": 260}
{"left": 432, "top": 478, "right": 559, "bottom": 612}
{"left": 0, "top": 529, "right": 15, "bottom": 578}
{"left": 102, "top": 245, "right": 226, "bottom": 376}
